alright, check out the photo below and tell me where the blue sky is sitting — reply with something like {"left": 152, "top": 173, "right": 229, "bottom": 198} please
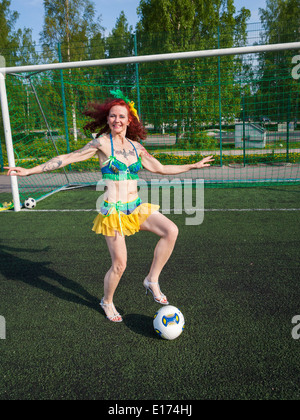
{"left": 10, "top": 0, "right": 266, "bottom": 44}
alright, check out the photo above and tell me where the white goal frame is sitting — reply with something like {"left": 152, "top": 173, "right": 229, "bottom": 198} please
{"left": 1, "top": 41, "right": 300, "bottom": 211}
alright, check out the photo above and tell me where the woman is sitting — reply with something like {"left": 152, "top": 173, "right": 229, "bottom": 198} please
{"left": 5, "top": 91, "right": 214, "bottom": 323}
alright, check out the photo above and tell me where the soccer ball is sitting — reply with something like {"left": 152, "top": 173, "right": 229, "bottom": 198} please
{"left": 24, "top": 198, "right": 36, "bottom": 209}
{"left": 153, "top": 305, "right": 185, "bottom": 340}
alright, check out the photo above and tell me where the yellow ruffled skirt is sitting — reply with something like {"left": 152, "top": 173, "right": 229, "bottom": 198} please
{"left": 92, "top": 197, "right": 160, "bottom": 237}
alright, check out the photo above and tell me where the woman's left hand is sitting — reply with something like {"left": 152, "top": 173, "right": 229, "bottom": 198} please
{"left": 194, "top": 155, "right": 215, "bottom": 169}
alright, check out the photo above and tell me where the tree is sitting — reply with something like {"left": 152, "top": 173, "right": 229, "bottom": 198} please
{"left": 40, "top": 0, "right": 104, "bottom": 141}
{"left": 105, "top": 11, "right": 135, "bottom": 89}
{"left": 257, "top": 0, "right": 300, "bottom": 122}
{"left": 259, "top": 0, "right": 299, "bottom": 44}
{"left": 136, "top": 0, "right": 250, "bottom": 145}
{"left": 0, "top": 0, "right": 39, "bottom": 156}
{"left": 0, "top": 0, "right": 19, "bottom": 65}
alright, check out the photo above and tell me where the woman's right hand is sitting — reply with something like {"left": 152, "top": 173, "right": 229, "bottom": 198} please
{"left": 4, "top": 166, "right": 29, "bottom": 177}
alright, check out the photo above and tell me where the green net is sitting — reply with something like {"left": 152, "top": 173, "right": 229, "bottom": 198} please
{"left": 1, "top": 38, "right": 300, "bottom": 204}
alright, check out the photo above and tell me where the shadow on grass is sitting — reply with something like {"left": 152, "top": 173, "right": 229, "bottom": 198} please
{"left": 123, "top": 313, "right": 159, "bottom": 339}
{"left": 0, "top": 240, "right": 100, "bottom": 312}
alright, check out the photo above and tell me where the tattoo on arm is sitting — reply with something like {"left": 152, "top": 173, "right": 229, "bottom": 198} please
{"left": 140, "top": 146, "right": 155, "bottom": 159}
{"left": 72, "top": 138, "right": 102, "bottom": 155}
{"left": 42, "top": 157, "right": 63, "bottom": 172}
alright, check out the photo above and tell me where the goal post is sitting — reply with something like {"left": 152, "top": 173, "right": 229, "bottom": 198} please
{"left": 0, "top": 71, "right": 21, "bottom": 211}
{"left": 0, "top": 41, "right": 300, "bottom": 212}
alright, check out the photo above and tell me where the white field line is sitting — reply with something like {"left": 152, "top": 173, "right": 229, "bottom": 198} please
{"left": 1, "top": 208, "right": 300, "bottom": 213}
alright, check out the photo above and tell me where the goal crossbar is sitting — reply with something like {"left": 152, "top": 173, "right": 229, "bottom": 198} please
{"left": 0, "top": 42, "right": 300, "bottom": 75}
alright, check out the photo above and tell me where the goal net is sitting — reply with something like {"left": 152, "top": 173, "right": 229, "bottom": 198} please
{"left": 1, "top": 41, "right": 300, "bottom": 209}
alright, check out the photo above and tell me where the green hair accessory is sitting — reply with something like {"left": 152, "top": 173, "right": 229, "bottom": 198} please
{"left": 110, "top": 89, "right": 139, "bottom": 121}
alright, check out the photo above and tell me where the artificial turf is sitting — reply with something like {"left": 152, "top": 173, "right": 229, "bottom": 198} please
{"left": 0, "top": 186, "right": 299, "bottom": 400}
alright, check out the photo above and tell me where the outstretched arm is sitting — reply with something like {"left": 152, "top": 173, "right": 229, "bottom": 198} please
{"left": 139, "top": 145, "right": 214, "bottom": 175}
{"left": 5, "top": 138, "right": 101, "bottom": 177}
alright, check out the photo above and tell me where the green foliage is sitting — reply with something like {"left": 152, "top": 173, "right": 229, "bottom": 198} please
{"left": 152, "top": 152, "right": 300, "bottom": 166}
{"left": 136, "top": 0, "right": 251, "bottom": 132}
{"left": 177, "top": 131, "right": 217, "bottom": 150}
{"left": 0, "top": 0, "right": 20, "bottom": 57}
{"left": 254, "top": 0, "right": 300, "bottom": 122}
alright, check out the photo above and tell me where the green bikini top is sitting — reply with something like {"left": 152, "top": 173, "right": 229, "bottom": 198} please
{"left": 101, "top": 134, "right": 142, "bottom": 180}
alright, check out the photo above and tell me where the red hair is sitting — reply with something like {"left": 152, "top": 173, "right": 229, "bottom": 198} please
{"left": 83, "top": 98, "right": 147, "bottom": 142}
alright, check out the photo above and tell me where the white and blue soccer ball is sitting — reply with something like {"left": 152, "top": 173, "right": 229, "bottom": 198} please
{"left": 24, "top": 198, "right": 36, "bottom": 209}
{"left": 153, "top": 305, "right": 185, "bottom": 340}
